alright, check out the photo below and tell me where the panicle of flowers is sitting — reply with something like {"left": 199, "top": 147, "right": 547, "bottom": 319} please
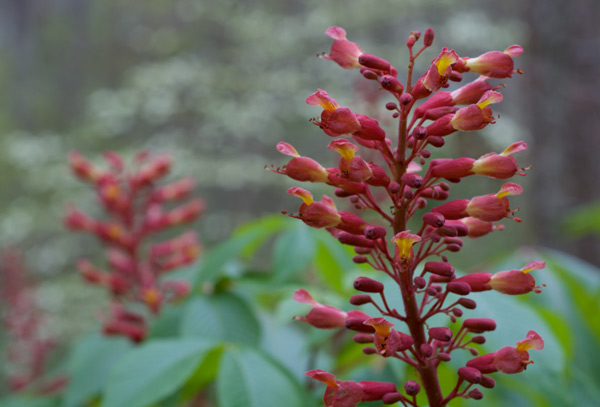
{"left": 65, "top": 150, "right": 203, "bottom": 343}
{"left": 270, "top": 26, "right": 544, "bottom": 407}
{"left": 0, "top": 249, "right": 67, "bottom": 395}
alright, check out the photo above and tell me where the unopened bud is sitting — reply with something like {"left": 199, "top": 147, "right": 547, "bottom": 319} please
{"left": 399, "top": 93, "right": 413, "bottom": 106}
{"left": 423, "top": 28, "right": 434, "bottom": 46}
{"left": 468, "top": 389, "right": 484, "bottom": 400}
{"left": 338, "top": 232, "right": 375, "bottom": 248}
{"left": 353, "top": 255, "right": 369, "bottom": 264}
{"left": 354, "top": 247, "right": 371, "bottom": 255}
{"left": 382, "top": 392, "right": 404, "bottom": 404}
{"left": 480, "top": 376, "right": 495, "bottom": 388}
{"left": 358, "top": 53, "right": 391, "bottom": 72}
{"left": 389, "top": 182, "right": 402, "bottom": 194}
{"left": 401, "top": 173, "right": 423, "bottom": 188}
{"left": 354, "top": 276, "right": 384, "bottom": 293}
{"left": 452, "top": 308, "right": 463, "bottom": 317}
{"left": 429, "top": 327, "right": 453, "bottom": 342}
{"left": 424, "top": 261, "right": 454, "bottom": 277}
{"left": 471, "top": 335, "right": 486, "bottom": 344}
{"left": 404, "top": 380, "right": 421, "bottom": 396}
{"left": 438, "top": 352, "right": 451, "bottom": 361}
{"left": 449, "top": 70, "right": 463, "bottom": 81}
{"left": 380, "top": 75, "right": 404, "bottom": 93}
{"left": 423, "top": 212, "right": 445, "bottom": 228}
{"left": 447, "top": 281, "right": 471, "bottom": 295}
{"left": 463, "top": 318, "right": 496, "bottom": 333}
{"left": 385, "top": 102, "right": 398, "bottom": 110}
{"left": 363, "top": 347, "right": 378, "bottom": 354}
{"left": 420, "top": 149, "right": 431, "bottom": 158}
{"left": 414, "top": 276, "right": 427, "bottom": 289}
{"left": 364, "top": 225, "right": 387, "bottom": 240}
{"left": 428, "top": 136, "right": 445, "bottom": 148}
{"left": 458, "top": 367, "right": 482, "bottom": 384}
{"left": 411, "top": 126, "right": 427, "bottom": 140}
{"left": 361, "top": 68, "right": 378, "bottom": 80}
{"left": 420, "top": 343, "right": 433, "bottom": 357}
{"left": 350, "top": 294, "right": 372, "bottom": 305}
{"left": 352, "top": 333, "right": 374, "bottom": 344}
{"left": 458, "top": 298, "right": 477, "bottom": 309}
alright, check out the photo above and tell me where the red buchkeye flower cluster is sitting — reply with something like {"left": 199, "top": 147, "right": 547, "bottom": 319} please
{"left": 0, "top": 249, "right": 67, "bottom": 394}
{"left": 271, "top": 26, "right": 545, "bottom": 407}
{"left": 65, "top": 150, "right": 203, "bottom": 342}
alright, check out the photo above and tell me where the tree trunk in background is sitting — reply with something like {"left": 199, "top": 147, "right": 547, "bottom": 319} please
{"left": 524, "top": 0, "right": 600, "bottom": 265}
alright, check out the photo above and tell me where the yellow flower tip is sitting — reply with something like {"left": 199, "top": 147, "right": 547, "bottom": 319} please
{"left": 495, "top": 182, "right": 523, "bottom": 199}
{"left": 435, "top": 50, "right": 459, "bottom": 75}
{"left": 328, "top": 139, "right": 358, "bottom": 161}
{"left": 287, "top": 187, "right": 314, "bottom": 206}
{"left": 142, "top": 287, "right": 161, "bottom": 306}
{"left": 392, "top": 231, "right": 422, "bottom": 259}
{"left": 476, "top": 90, "right": 503, "bottom": 110}
{"left": 107, "top": 224, "right": 124, "bottom": 239}
{"left": 520, "top": 261, "right": 545, "bottom": 274}
{"left": 364, "top": 317, "right": 394, "bottom": 336}
{"left": 515, "top": 330, "right": 544, "bottom": 352}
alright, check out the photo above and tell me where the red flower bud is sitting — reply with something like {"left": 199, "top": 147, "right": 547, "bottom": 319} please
{"left": 354, "top": 276, "right": 384, "bottom": 293}
{"left": 404, "top": 380, "right": 421, "bottom": 396}
{"left": 458, "top": 366, "right": 482, "bottom": 383}
{"left": 424, "top": 261, "right": 455, "bottom": 277}
{"left": 358, "top": 53, "right": 392, "bottom": 72}
{"left": 429, "top": 326, "right": 453, "bottom": 342}
{"left": 447, "top": 281, "right": 471, "bottom": 295}
{"left": 320, "top": 26, "right": 363, "bottom": 69}
{"left": 463, "top": 318, "right": 497, "bottom": 333}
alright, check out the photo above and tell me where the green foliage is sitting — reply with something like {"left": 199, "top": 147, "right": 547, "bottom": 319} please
{"left": 563, "top": 201, "right": 600, "bottom": 236}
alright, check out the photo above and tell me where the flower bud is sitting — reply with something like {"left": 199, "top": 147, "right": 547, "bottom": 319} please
{"left": 438, "top": 352, "right": 451, "bottom": 361}
{"left": 452, "top": 308, "right": 463, "bottom": 317}
{"left": 354, "top": 276, "right": 384, "bottom": 293}
{"left": 345, "top": 310, "right": 376, "bottom": 333}
{"left": 349, "top": 294, "right": 372, "bottom": 305}
{"left": 454, "top": 272, "right": 493, "bottom": 292}
{"left": 424, "top": 261, "right": 454, "bottom": 277}
{"left": 468, "top": 388, "right": 484, "bottom": 400}
{"left": 428, "top": 136, "right": 445, "bottom": 147}
{"left": 458, "top": 366, "right": 482, "bottom": 383}
{"left": 420, "top": 343, "right": 433, "bottom": 357}
{"left": 447, "top": 281, "right": 471, "bottom": 295}
{"left": 382, "top": 392, "right": 404, "bottom": 404}
{"left": 321, "top": 26, "right": 364, "bottom": 69}
{"left": 480, "top": 375, "right": 495, "bottom": 388}
{"left": 353, "top": 255, "right": 369, "bottom": 264}
{"left": 355, "top": 115, "right": 386, "bottom": 140}
{"left": 429, "top": 327, "right": 453, "bottom": 342}
{"left": 380, "top": 75, "right": 404, "bottom": 93}
{"left": 399, "top": 93, "right": 413, "bottom": 106}
{"left": 385, "top": 102, "right": 398, "bottom": 110}
{"left": 401, "top": 172, "right": 423, "bottom": 188}
{"left": 432, "top": 199, "right": 469, "bottom": 220}
{"left": 361, "top": 68, "right": 378, "bottom": 80}
{"left": 404, "top": 380, "right": 421, "bottom": 396}
{"left": 423, "top": 212, "right": 445, "bottom": 228}
{"left": 458, "top": 298, "right": 477, "bottom": 309}
{"left": 338, "top": 232, "right": 375, "bottom": 248}
{"left": 364, "top": 225, "right": 387, "bottom": 240}
{"left": 358, "top": 53, "right": 392, "bottom": 72}
{"left": 353, "top": 333, "right": 374, "bottom": 343}
{"left": 363, "top": 347, "right": 378, "bottom": 354}
{"left": 463, "top": 318, "right": 496, "bottom": 333}
{"left": 466, "top": 353, "right": 497, "bottom": 374}
{"left": 423, "top": 28, "right": 434, "bottom": 46}
{"left": 360, "top": 381, "right": 397, "bottom": 401}
{"left": 414, "top": 276, "right": 427, "bottom": 289}
{"left": 471, "top": 335, "right": 486, "bottom": 344}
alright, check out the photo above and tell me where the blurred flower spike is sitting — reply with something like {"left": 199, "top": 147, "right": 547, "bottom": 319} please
{"left": 65, "top": 150, "right": 204, "bottom": 343}
{"left": 272, "top": 25, "right": 544, "bottom": 407}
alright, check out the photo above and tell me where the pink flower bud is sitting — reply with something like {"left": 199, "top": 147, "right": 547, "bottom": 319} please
{"left": 366, "top": 163, "right": 390, "bottom": 186}
{"left": 462, "top": 46, "right": 523, "bottom": 78}
{"left": 349, "top": 294, "right": 372, "bottom": 306}
{"left": 382, "top": 392, "right": 404, "bottom": 404}
{"left": 423, "top": 212, "right": 446, "bottom": 228}
{"left": 64, "top": 205, "right": 98, "bottom": 231}
{"left": 444, "top": 220, "right": 469, "bottom": 236}
{"left": 163, "top": 199, "right": 205, "bottom": 227}
{"left": 364, "top": 225, "right": 387, "bottom": 240}
{"left": 404, "top": 380, "right": 421, "bottom": 395}
{"left": 69, "top": 151, "right": 103, "bottom": 182}
{"left": 345, "top": 310, "right": 375, "bottom": 333}
{"left": 358, "top": 53, "right": 392, "bottom": 72}
{"left": 463, "top": 318, "right": 497, "bottom": 333}
{"left": 466, "top": 183, "right": 523, "bottom": 222}
{"left": 480, "top": 375, "right": 495, "bottom": 388}
{"left": 151, "top": 177, "right": 195, "bottom": 201}
{"left": 447, "top": 281, "right": 471, "bottom": 295}
{"left": 401, "top": 172, "right": 423, "bottom": 188}
{"left": 424, "top": 261, "right": 454, "bottom": 277}
{"left": 352, "top": 333, "right": 374, "bottom": 343}
{"left": 468, "top": 388, "right": 484, "bottom": 400}
{"left": 380, "top": 75, "right": 404, "bottom": 93}
{"left": 134, "top": 154, "right": 171, "bottom": 187}
{"left": 338, "top": 211, "right": 368, "bottom": 235}
{"left": 489, "top": 261, "right": 544, "bottom": 295}
{"left": 354, "top": 115, "right": 386, "bottom": 141}
{"left": 354, "top": 276, "right": 384, "bottom": 293}
{"left": 458, "top": 366, "right": 482, "bottom": 383}
{"left": 359, "top": 381, "right": 397, "bottom": 401}
{"left": 414, "top": 92, "right": 454, "bottom": 118}
{"left": 423, "top": 28, "right": 434, "bottom": 46}
{"left": 458, "top": 298, "right": 477, "bottom": 309}
{"left": 454, "top": 272, "right": 493, "bottom": 292}
{"left": 429, "top": 326, "right": 453, "bottom": 342}
{"left": 338, "top": 232, "right": 375, "bottom": 248}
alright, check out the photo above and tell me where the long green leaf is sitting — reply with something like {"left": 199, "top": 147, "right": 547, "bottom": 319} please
{"left": 216, "top": 347, "right": 306, "bottom": 407}
{"left": 102, "top": 339, "right": 213, "bottom": 407}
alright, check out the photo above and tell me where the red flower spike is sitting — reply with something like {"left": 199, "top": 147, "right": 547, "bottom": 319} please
{"left": 320, "top": 27, "right": 363, "bottom": 69}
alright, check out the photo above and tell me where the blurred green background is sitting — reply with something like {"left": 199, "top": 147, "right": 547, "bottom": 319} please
{"left": 1, "top": 0, "right": 599, "bottom": 405}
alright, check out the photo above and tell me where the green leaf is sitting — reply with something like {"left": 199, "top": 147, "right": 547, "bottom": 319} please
{"left": 180, "top": 345, "right": 224, "bottom": 399}
{"left": 180, "top": 292, "right": 261, "bottom": 346}
{"left": 148, "top": 303, "right": 184, "bottom": 339}
{"left": 313, "top": 232, "right": 353, "bottom": 293}
{"left": 272, "top": 225, "right": 315, "bottom": 282}
{"left": 102, "top": 339, "right": 213, "bottom": 407}
{"left": 61, "top": 334, "right": 133, "bottom": 407}
{"left": 216, "top": 347, "right": 306, "bottom": 407}
{"left": 195, "top": 215, "right": 290, "bottom": 284}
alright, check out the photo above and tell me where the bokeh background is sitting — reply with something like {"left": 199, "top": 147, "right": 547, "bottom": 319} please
{"left": 1, "top": 0, "right": 599, "bottom": 402}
